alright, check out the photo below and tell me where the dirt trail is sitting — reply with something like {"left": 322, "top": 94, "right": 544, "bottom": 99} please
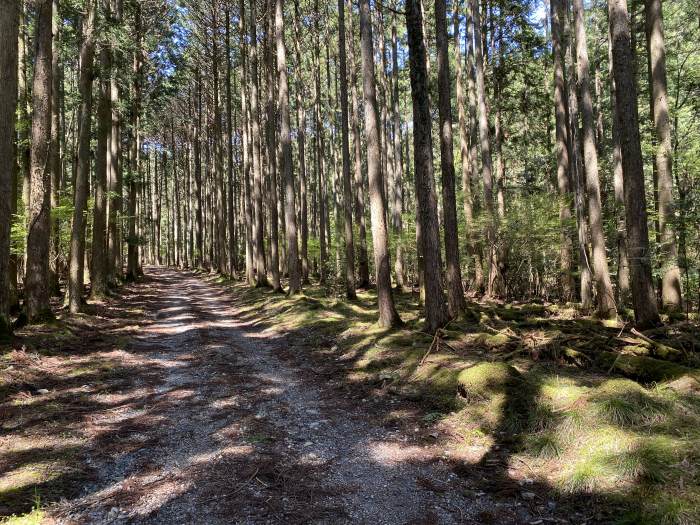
{"left": 56, "top": 268, "right": 508, "bottom": 524}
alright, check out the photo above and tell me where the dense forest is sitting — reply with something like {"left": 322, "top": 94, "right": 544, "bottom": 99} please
{"left": 1, "top": 0, "right": 699, "bottom": 523}
{"left": 1, "top": 0, "right": 699, "bottom": 330}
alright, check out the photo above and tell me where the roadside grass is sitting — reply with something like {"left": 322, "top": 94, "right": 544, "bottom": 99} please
{"left": 217, "top": 277, "right": 700, "bottom": 524}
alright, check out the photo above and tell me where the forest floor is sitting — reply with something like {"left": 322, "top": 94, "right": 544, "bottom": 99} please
{"left": 1, "top": 267, "right": 699, "bottom": 524}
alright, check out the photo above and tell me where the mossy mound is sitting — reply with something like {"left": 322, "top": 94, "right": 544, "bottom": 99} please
{"left": 457, "top": 362, "right": 521, "bottom": 402}
{"left": 588, "top": 378, "right": 666, "bottom": 427}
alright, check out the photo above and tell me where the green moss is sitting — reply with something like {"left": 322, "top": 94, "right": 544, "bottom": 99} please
{"left": 589, "top": 379, "right": 666, "bottom": 427}
{"left": 473, "top": 333, "right": 511, "bottom": 348}
{"left": 457, "top": 362, "right": 521, "bottom": 401}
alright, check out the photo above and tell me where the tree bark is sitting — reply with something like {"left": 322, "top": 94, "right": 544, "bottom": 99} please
{"left": 471, "top": 0, "right": 500, "bottom": 298}
{"left": 266, "top": 0, "right": 282, "bottom": 291}
{"left": 91, "top": 0, "right": 111, "bottom": 298}
{"left": 406, "top": 0, "right": 449, "bottom": 333}
{"left": 573, "top": 0, "right": 616, "bottom": 318}
{"left": 358, "top": 0, "right": 402, "bottom": 328}
{"left": 338, "top": 0, "right": 356, "bottom": 299}
{"left": 25, "top": 0, "right": 54, "bottom": 321}
{"left": 277, "top": 0, "right": 301, "bottom": 294}
{"left": 644, "top": 0, "right": 681, "bottom": 311}
{"left": 0, "top": 0, "right": 19, "bottom": 331}
{"left": 608, "top": 0, "right": 661, "bottom": 328}
{"left": 435, "top": 0, "right": 466, "bottom": 317}
{"left": 249, "top": 0, "right": 268, "bottom": 287}
{"left": 68, "top": 0, "right": 96, "bottom": 312}
{"left": 346, "top": 0, "right": 370, "bottom": 288}
{"left": 550, "top": 0, "right": 575, "bottom": 303}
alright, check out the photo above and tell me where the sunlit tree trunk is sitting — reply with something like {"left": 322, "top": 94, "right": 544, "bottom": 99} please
{"left": 608, "top": 0, "right": 661, "bottom": 328}
{"left": 359, "top": 0, "right": 402, "bottom": 328}
{"left": 644, "top": 0, "right": 681, "bottom": 311}
{"left": 435, "top": 0, "right": 466, "bottom": 316}
{"left": 573, "top": 0, "right": 616, "bottom": 318}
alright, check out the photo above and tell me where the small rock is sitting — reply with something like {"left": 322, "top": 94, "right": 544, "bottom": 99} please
{"left": 521, "top": 491, "right": 536, "bottom": 500}
{"left": 37, "top": 388, "right": 50, "bottom": 395}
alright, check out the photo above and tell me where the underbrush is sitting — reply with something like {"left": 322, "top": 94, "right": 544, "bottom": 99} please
{"left": 220, "top": 278, "right": 700, "bottom": 524}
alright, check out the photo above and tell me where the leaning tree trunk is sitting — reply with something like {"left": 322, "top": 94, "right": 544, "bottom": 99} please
{"left": 68, "top": 0, "right": 96, "bottom": 312}
{"left": 358, "top": 0, "right": 402, "bottom": 328}
{"left": 0, "top": 0, "right": 20, "bottom": 331}
{"left": 406, "top": 0, "right": 448, "bottom": 333}
{"left": 644, "top": 0, "right": 681, "bottom": 311}
{"left": 25, "top": 0, "right": 54, "bottom": 322}
{"left": 434, "top": 0, "right": 466, "bottom": 317}
{"left": 608, "top": 0, "right": 661, "bottom": 328}
{"left": 573, "top": 0, "right": 616, "bottom": 318}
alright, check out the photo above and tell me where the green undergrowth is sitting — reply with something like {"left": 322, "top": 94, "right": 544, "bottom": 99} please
{"left": 218, "top": 278, "right": 700, "bottom": 523}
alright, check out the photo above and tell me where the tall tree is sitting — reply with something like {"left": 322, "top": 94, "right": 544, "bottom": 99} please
{"left": 68, "top": 0, "right": 96, "bottom": 312}
{"left": 0, "top": 0, "right": 20, "bottom": 331}
{"left": 608, "top": 0, "right": 661, "bottom": 328}
{"left": 249, "top": 0, "right": 268, "bottom": 287}
{"left": 358, "top": 0, "right": 402, "bottom": 328}
{"left": 265, "top": 0, "right": 282, "bottom": 291}
{"left": 550, "top": 0, "right": 575, "bottom": 303}
{"left": 338, "top": 0, "right": 356, "bottom": 299}
{"left": 645, "top": 0, "right": 682, "bottom": 310}
{"left": 346, "top": 0, "right": 370, "bottom": 288}
{"left": 435, "top": 0, "right": 466, "bottom": 316}
{"left": 25, "top": 0, "right": 54, "bottom": 321}
{"left": 91, "top": 0, "right": 111, "bottom": 299}
{"left": 573, "top": 0, "right": 616, "bottom": 318}
{"left": 470, "top": 0, "right": 500, "bottom": 298}
{"left": 406, "top": 0, "right": 449, "bottom": 333}
{"left": 277, "top": 0, "right": 301, "bottom": 294}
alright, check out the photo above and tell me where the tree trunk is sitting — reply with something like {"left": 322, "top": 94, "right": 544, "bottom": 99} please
{"left": 573, "top": 0, "right": 616, "bottom": 318}
{"left": 0, "top": 0, "right": 19, "bottom": 331}
{"left": 127, "top": 3, "right": 141, "bottom": 281}
{"left": 347, "top": 0, "right": 370, "bottom": 289}
{"left": 266, "top": 0, "right": 282, "bottom": 291}
{"left": 358, "top": 0, "right": 402, "bottom": 328}
{"left": 550, "top": 0, "right": 575, "bottom": 303}
{"left": 435, "top": 0, "right": 466, "bottom": 317}
{"left": 25, "top": 0, "right": 54, "bottom": 322}
{"left": 471, "top": 0, "right": 500, "bottom": 298}
{"left": 338, "top": 0, "right": 357, "bottom": 299}
{"left": 390, "top": 16, "right": 406, "bottom": 293}
{"left": 608, "top": 0, "right": 661, "bottom": 328}
{"left": 249, "top": 0, "right": 268, "bottom": 287}
{"left": 406, "top": 0, "right": 449, "bottom": 333}
{"left": 68, "top": 0, "right": 96, "bottom": 312}
{"left": 644, "top": 0, "right": 681, "bottom": 311}
{"left": 91, "top": 0, "right": 111, "bottom": 298}
{"left": 277, "top": 0, "right": 301, "bottom": 294}
{"left": 49, "top": 0, "right": 61, "bottom": 296}
{"left": 463, "top": 0, "right": 484, "bottom": 292}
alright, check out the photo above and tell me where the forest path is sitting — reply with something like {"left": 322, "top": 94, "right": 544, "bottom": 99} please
{"left": 57, "top": 267, "right": 487, "bottom": 524}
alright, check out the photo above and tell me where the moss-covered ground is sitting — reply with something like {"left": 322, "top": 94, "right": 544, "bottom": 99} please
{"left": 211, "top": 274, "right": 700, "bottom": 524}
